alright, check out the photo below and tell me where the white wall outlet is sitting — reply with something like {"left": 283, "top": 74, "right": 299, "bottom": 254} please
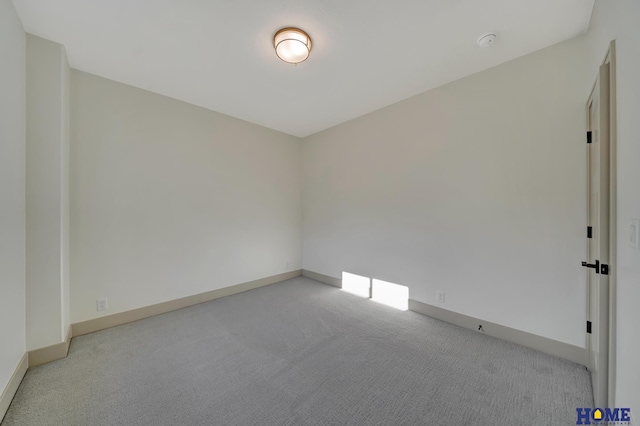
{"left": 96, "top": 298, "right": 108, "bottom": 311}
{"left": 631, "top": 219, "right": 640, "bottom": 250}
{"left": 286, "top": 261, "right": 290, "bottom": 270}
{"left": 436, "top": 291, "right": 445, "bottom": 303}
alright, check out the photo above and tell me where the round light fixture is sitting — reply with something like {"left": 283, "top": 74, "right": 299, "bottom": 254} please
{"left": 273, "top": 27, "right": 312, "bottom": 64}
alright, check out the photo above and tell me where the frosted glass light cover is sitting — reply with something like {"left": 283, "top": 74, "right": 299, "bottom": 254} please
{"left": 274, "top": 28, "right": 312, "bottom": 64}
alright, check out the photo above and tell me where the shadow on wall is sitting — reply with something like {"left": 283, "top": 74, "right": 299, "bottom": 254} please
{"left": 341, "top": 272, "right": 409, "bottom": 311}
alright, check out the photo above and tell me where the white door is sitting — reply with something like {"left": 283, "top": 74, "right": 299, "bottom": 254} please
{"left": 585, "top": 63, "right": 610, "bottom": 408}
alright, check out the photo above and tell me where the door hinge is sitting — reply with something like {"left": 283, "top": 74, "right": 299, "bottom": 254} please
{"left": 600, "top": 263, "right": 609, "bottom": 275}
{"left": 587, "top": 321, "right": 592, "bottom": 334}
{"left": 587, "top": 226, "right": 592, "bottom": 238}
{"left": 587, "top": 131, "right": 592, "bottom": 144}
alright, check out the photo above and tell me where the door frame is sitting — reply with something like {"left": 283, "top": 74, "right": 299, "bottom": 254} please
{"left": 603, "top": 40, "right": 617, "bottom": 410}
{"left": 586, "top": 40, "right": 617, "bottom": 408}
{"left": 586, "top": 59, "right": 610, "bottom": 408}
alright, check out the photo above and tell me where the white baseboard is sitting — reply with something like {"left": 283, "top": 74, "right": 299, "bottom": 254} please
{"left": 15, "top": 272, "right": 305, "bottom": 374}
{"left": 28, "top": 324, "right": 73, "bottom": 367}
{"left": 408, "top": 299, "right": 586, "bottom": 366}
{"left": 0, "top": 353, "right": 28, "bottom": 423}
{"left": 302, "top": 269, "right": 342, "bottom": 288}
{"left": 300, "top": 270, "right": 585, "bottom": 366}
{"left": 72, "top": 270, "right": 302, "bottom": 337}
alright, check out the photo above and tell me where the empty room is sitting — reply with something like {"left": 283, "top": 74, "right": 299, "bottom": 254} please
{"left": 1, "top": 0, "right": 639, "bottom": 424}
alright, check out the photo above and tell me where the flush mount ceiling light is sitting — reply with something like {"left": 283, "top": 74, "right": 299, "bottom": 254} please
{"left": 273, "top": 27, "right": 312, "bottom": 64}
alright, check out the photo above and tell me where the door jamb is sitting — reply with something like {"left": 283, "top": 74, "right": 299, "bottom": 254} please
{"left": 603, "top": 40, "right": 617, "bottom": 409}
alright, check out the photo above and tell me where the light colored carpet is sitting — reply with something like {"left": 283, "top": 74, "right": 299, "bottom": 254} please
{"left": 2, "top": 277, "right": 592, "bottom": 425}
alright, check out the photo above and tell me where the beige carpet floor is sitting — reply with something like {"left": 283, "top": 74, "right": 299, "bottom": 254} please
{"left": 2, "top": 277, "right": 592, "bottom": 425}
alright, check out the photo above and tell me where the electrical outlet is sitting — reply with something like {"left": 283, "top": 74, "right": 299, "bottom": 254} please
{"left": 286, "top": 261, "right": 290, "bottom": 270}
{"left": 96, "top": 298, "right": 108, "bottom": 311}
{"left": 436, "top": 291, "right": 445, "bottom": 303}
{"left": 478, "top": 324, "right": 484, "bottom": 332}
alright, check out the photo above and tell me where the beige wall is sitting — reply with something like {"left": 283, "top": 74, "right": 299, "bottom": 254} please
{"left": 62, "top": 38, "right": 72, "bottom": 339}
{"left": 70, "top": 71, "right": 303, "bottom": 323}
{"left": 25, "top": 34, "right": 71, "bottom": 350}
{"left": 584, "top": 0, "right": 640, "bottom": 414}
{"left": 303, "top": 36, "right": 590, "bottom": 347}
{"left": 0, "top": 0, "right": 26, "bottom": 398}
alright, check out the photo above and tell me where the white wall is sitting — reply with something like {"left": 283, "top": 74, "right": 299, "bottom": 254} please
{"left": 62, "top": 39, "right": 71, "bottom": 341}
{"left": 584, "top": 0, "right": 640, "bottom": 414}
{"left": 25, "top": 34, "right": 71, "bottom": 350}
{"left": 0, "top": 0, "right": 26, "bottom": 397}
{"left": 303, "top": 36, "right": 589, "bottom": 347}
{"left": 70, "top": 71, "right": 302, "bottom": 323}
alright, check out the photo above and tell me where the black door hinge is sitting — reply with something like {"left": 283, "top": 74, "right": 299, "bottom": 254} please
{"left": 587, "top": 321, "right": 592, "bottom": 334}
{"left": 587, "top": 226, "right": 593, "bottom": 238}
{"left": 600, "top": 263, "right": 609, "bottom": 275}
{"left": 587, "top": 131, "right": 592, "bottom": 144}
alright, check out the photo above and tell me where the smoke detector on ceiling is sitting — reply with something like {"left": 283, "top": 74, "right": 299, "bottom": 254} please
{"left": 477, "top": 33, "right": 497, "bottom": 48}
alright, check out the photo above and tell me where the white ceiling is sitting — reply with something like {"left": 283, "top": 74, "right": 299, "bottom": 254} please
{"left": 13, "top": 0, "right": 594, "bottom": 137}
